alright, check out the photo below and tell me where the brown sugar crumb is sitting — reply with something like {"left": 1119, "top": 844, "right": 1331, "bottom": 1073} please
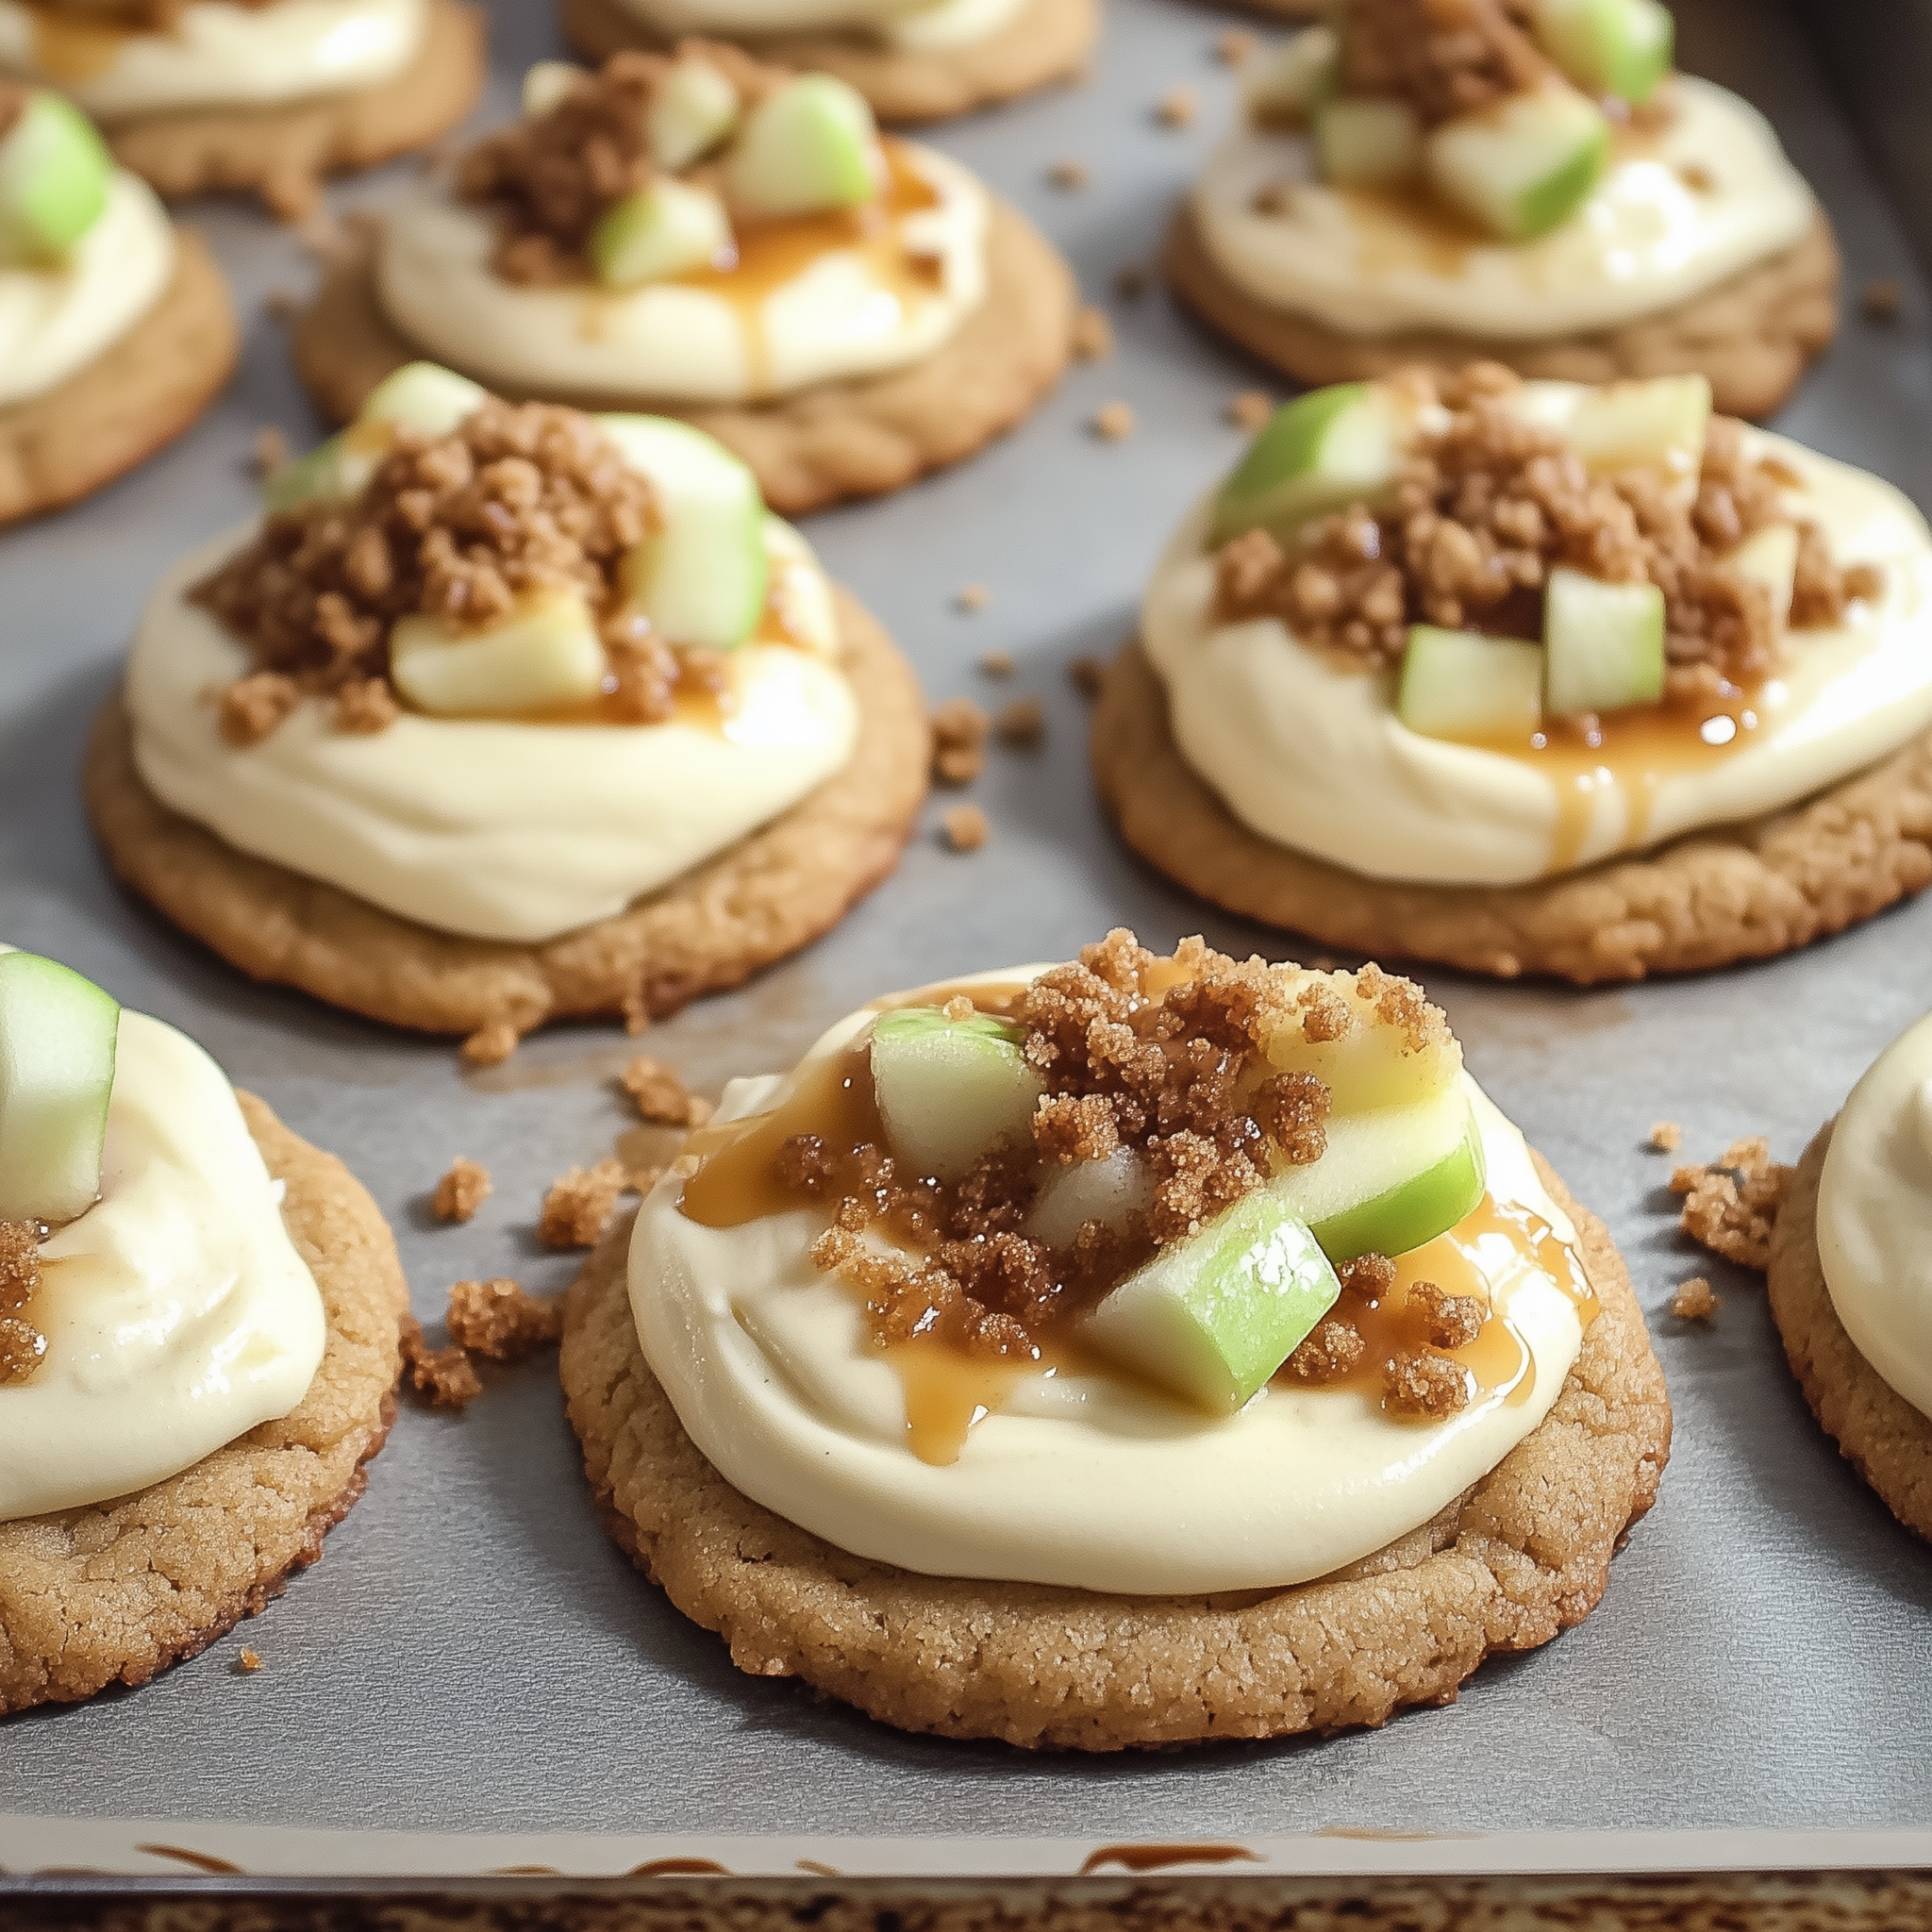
{"left": 1408, "top": 1279, "right": 1483, "bottom": 1350}
{"left": 0, "top": 1219, "right": 46, "bottom": 1386}
{"left": 1284, "top": 1317, "right": 1365, "bottom": 1384}
{"left": 1114, "top": 263, "right": 1148, "bottom": 300}
{"left": 235, "top": 1648, "right": 263, "bottom": 1674}
{"left": 1226, "top": 390, "right": 1274, "bottom": 431}
{"left": 1155, "top": 85, "right": 1198, "bottom": 127}
{"left": 1670, "top": 1275, "right": 1720, "bottom": 1323}
{"left": 1071, "top": 306, "right": 1114, "bottom": 362}
{"left": 935, "top": 743, "right": 983, "bottom": 785}
{"left": 621, "top": 1053, "right": 700, "bottom": 1124}
{"left": 399, "top": 1313, "right": 483, "bottom": 1411}
{"left": 979, "top": 649, "right": 1015, "bottom": 678}
{"left": 1033, "top": 1091, "right": 1122, "bottom": 1165}
{"left": 1337, "top": 0, "right": 1546, "bottom": 127}
{"left": 1251, "top": 180, "right": 1299, "bottom": 216}
{"left": 1047, "top": 158, "right": 1089, "bottom": 191}
{"left": 1862, "top": 278, "right": 1903, "bottom": 324}
{"left": 931, "top": 694, "right": 991, "bottom": 784}
{"left": 432, "top": 1156, "right": 492, "bottom": 1224}
{"left": 1649, "top": 1120, "right": 1683, "bottom": 1153}
{"left": 538, "top": 1158, "right": 628, "bottom": 1249}
{"left": 955, "top": 582, "right": 991, "bottom": 613}
{"left": 1672, "top": 1136, "right": 1792, "bottom": 1273}
{"left": 1676, "top": 160, "right": 1716, "bottom": 193}
{"left": 995, "top": 697, "right": 1046, "bottom": 748}
{"left": 460, "top": 1021, "right": 520, "bottom": 1068}
{"left": 1385, "top": 1350, "right": 1471, "bottom": 1420}
{"left": 333, "top": 676, "right": 399, "bottom": 735}
{"left": 942, "top": 804, "right": 990, "bottom": 852}
{"left": 1214, "top": 27, "right": 1257, "bottom": 64}
{"left": 218, "top": 671, "right": 299, "bottom": 746}
{"left": 253, "top": 425, "right": 290, "bottom": 479}
{"left": 1069, "top": 655, "right": 1106, "bottom": 699}
{"left": 1254, "top": 1070, "right": 1329, "bottom": 1164}
{"left": 446, "top": 1276, "right": 564, "bottom": 1362}
{"left": 1092, "top": 402, "right": 1136, "bottom": 442}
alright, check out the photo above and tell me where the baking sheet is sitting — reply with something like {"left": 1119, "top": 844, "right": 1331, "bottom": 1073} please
{"left": 3, "top": 0, "right": 1932, "bottom": 1876}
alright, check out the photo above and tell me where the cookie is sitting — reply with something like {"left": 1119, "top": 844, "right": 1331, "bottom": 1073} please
{"left": 1092, "top": 641, "right": 1932, "bottom": 986}
{"left": 0, "top": 226, "right": 237, "bottom": 530}
{"left": 1768, "top": 1123, "right": 1932, "bottom": 1545}
{"left": 85, "top": 591, "right": 930, "bottom": 1039}
{"left": 560, "top": 1152, "right": 1668, "bottom": 1750}
{"left": 0, "top": 1092, "right": 407, "bottom": 1712}
{"left": 558, "top": 0, "right": 1094, "bottom": 123}
{"left": 102, "top": 0, "right": 485, "bottom": 221}
{"left": 291, "top": 198, "right": 1074, "bottom": 516}
{"left": 1163, "top": 200, "right": 1840, "bottom": 421}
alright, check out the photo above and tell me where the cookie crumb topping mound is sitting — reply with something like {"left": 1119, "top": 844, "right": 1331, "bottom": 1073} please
{"left": 1336, "top": 0, "right": 1547, "bottom": 129}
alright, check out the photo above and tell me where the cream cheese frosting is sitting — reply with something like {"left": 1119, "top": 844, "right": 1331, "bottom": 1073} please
{"left": 0, "top": 0, "right": 425, "bottom": 118}
{"left": 125, "top": 519, "right": 859, "bottom": 944}
{"left": 628, "top": 970, "right": 1590, "bottom": 1596}
{"left": 1194, "top": 75, "right": 1815, "bottom": 341}
{"left": 1817, "top": 1012, "right": 1932, "bottom": 1424}
{"left": 1141, "top": 429, "right": 1932, "bottom": 887}
{"left": 376, "top": 143, "right": 988, "bottom": 406}
{"left": 608, "top": 0, "right": 1026, "bottom": 49}
{"left": 0, "top": 171, "right": 173, "bottom": 409}
{"left": 0, "top": 1001, "right": 326, "bottom": 1523}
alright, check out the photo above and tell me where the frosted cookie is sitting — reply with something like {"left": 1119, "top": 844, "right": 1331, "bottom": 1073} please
{"left": 1768, "top": 1016, "right": 1932, "bottom": 1544}
{"left": 291, "top": 49, "right": 1074, "bottom": 513}
{"left": 556, "top": 0, "right": 1094, "bottom": 124}
{"left": 87, "top": 364, "right": 929, "bottom": 1044}
{"left": 561, "top": 931, "right": 1671, "bottom": 1747}
{"left": 0, "top": 84, "right": 236, "bottom": 525}
{"left": 1166, "top": 0, "right": 1836, "bottom": 417}
{"left": 1095, "top": 363, "right": 1932, "bottom": 984}
{"left": 0, "top": 0, "right": 483, "bottom": 219}
{"left": 0, "top": 949, "right": 407, "bottom": 1710}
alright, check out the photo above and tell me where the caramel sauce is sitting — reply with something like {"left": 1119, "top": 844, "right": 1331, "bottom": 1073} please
{"left": 1337, "top": 184, "right": 1479, "bottom": 278}
{"left": 135, "top": 1844, "right": 244, "bottom": 1876}
{"left": 627, "top": 1857, "right": 730, "bottom": 1876}
{"left": 1079, "top": 1844, "right": 1264, "bottom": 1875}
{"left": 25, "top": 3, "right": 131, "bottom": 80}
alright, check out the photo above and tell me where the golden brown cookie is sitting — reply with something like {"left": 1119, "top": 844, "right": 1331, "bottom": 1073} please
{"left": 102, "top": 0, "right": 485, "bottom": 221}
{"left": 291, "top": 197, "right": 1074, "bottom": 516}
{"left": 0, "top": 1092, "right": 407, "bottom": 1712}
{"left": 1163, "top": 199, "right": 1840, "bottom": 421}
{"left": 559, "top": 0, "right": 1094, "bottom": 123}
{"left": 1092, "top": 641, "right": 1932, "bottom": 986}
{"left": 0, "top": 226, "right": 237, "bottom": 530}
{"left": 559, "top": 1156, "right": 1670, "bottom": 1751}
{"left": 85, "top": 591, "right": 930, "bottom": 1040}
{"left": 1767, "top": 1123, "right": 1932, "bottom": 1545}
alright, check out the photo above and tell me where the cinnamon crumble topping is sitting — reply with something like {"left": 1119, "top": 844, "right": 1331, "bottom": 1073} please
{"left": 1336, "top": 0, "right": 1548, "bottom": 128}
{"left": 1671, "top": 1134, "right": 1791, "bottom": 1273}
{"left": 0, "top": 1219, "right": 46, "bottom": 1386}
{"left": 446, "top": 1276, "right": 565, "bottom": 1361}
{"left": 1283, "top": 1316, "right": 1365, "bottom": 1383}
{"left": 1649, "top": 1120, "right": 1683, "bottom": 1153}
{"left": 1409, "top": 1279, "right": 1483, "bottom": 1349}
{"left": 622, "top": 1055, "right": 703, "bottom": 1124}
{"left": 432, "top": 1157, "right": 492, "bottom": 1224}
{"left": 1385, "top": 1349, "right": 1471, "bottom": 1419}
{"left": 539, "top": 1158, "right": 630, "bottom": 1248}
{"left": 1670, "top": 1275, "right": 1720, "bottom": 1322}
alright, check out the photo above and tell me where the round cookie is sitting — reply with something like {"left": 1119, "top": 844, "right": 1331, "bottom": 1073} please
{"left": 0, "top": 1092, "right": 408, "bottom": 1712}
{"left": 1091, "top": 641, "right": 1932, "bottom": 987}
{"left": 1163, "top": 200, "right": 1840, "bottom": 422}
{"left": 1767, "top": 1123, "right": 1932, "bottom": 1544}
{"left": 559, "top": 0, "right": 1094, "bottom": 124}
{"left": 85, "top": 591, "right": 931, "bottom": 1040}
{"left": 291, "top": 199, "right": 1074, "bottom": 516}
{"left": 101, "top": 0, "right": 486, "bottom": 221}
{"left": 0, "top": 227, "right": 238, "bottom": 530}
{"left": 559, "top": 1156, "right": 1670, "bottom": 1751}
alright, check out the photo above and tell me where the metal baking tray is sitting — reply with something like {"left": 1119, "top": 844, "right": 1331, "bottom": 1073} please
{"left": 4, "top": 0, "right": 1932, "bottom": 1886}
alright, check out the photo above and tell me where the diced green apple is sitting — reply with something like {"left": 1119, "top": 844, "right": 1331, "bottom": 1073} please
{"left": 1028, "top": 1147, "right": 1150, "bottom": 1248}
{"left": 1532, "top": 0, "right": 1674, "bottom": 105}
{"left": 1725, "top": 523, "right": 1799, "bottom": 634}
{"left": 262, "top": 435, "right": 359, "bottom": 510}
{"left": 389, "top": 586, "right": 607, "bottom": 716}
{"left": 1423, "top": 83, "right": 1609, "bottom": 241}
{"left": 1542, "top": 564, "right": 1664, "bottom": 715}
{"left": 589, "top": 178, "right": 731, "bottom": 288}
{"left": 521, "top": 59, "right": 582, "bottom": 118}
{"left": 649, "top": 57, "right": 740, "bottom": 170}
{"left": 0, "top": 91, "right": 111, "bottom": 268}
{"left": 1396, "top": 625, "right": 1543, "bottom": 741}
{"left": 600, "top": 414, "right": 769, "bottom": 649}
{"left": 1315, "top": 96, "right": 1422, "bottom": 187}
{"left": 1264, "top": 969, "right": 1464, "bottom": 1114}
{"left": 1557, "top": 374, "right": 1709, "bottom": 483}
{"left": 358, "top": 361, "right": 490, "bottom": 439}
{"left": 0, "top": 952, "right": 120, "bottom": 1225}
{"left": 1243, "top": 24, "right": 1338, "bottom": 125}
{"left": 724, "top": 75, "right": 880, "bottom": 221}
{"left": 870, "top": 1006, "right": 1044, "bottom": 1184}
{"left": 1210, "top": 381, "right": 1401, "bottom": 545}
{"left": 1083, "top": 1191, "right": 1341, "bottom": 1414}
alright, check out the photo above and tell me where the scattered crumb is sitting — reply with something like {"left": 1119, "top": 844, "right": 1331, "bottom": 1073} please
{"left": 399, "top": 1313, "right": 482, "bottom": 1411}
{"left": 1092, "top": 401, "right": 1136, "bottom": 441}
{"left": 1071, "top": 305, "right": 1114, "bottom": 362}
{"left": 236, "top": 1648, "right": 263, "bottom": 1674}
{"left": 620, "top": 1054, "right": 700, "bottom": 1125}
{"left": 1408, "top": 1280, "right": 1483, "bottom": 1351}
{"left": 459, "top": 1021, "right": 519, "bottom": 1068}
{"left": 1670, "top": 1135, "right": 1792, "bottom": 1273}
{"left": 1251, "top": 180, "right": 1298, "bottom": 217}
{"left": 218, "top": 671, "right": 298, "bottom": 747}
{"left": 1114, "top": 263, "right": 1148, "bottom": 300}
{"left": 1047, "top": 158, "right": 1089, "bottom": 191}
{"left": 252, "top": 425, "right": 290, "bottom": 478}
{"left": 263, "top": 289, "right": 299, "bottom": 323}
{"left": 432, "top": 1156, "right": 492, "bottom": 1224}
{"left": 1069, "top": 655, "right": 1105, "bottom": 699}
{"left": 1385, "top": 1350, "right": 1470, "bottom": 1420}
{"left": 995, "top": 697, "right": 1046, "bottom": 748}
{"left": 935, "top": 743, "right": 985, "bottom": 785}
{"left": 1670, "top": 1275, "right": 1721, "bottom": 1323}
{"left": 538, "top": 1158, "right": 629, "bottom": 1249}
{"left": 1225, "top": 389, "right": 1274, "bottom": 431}
{"left": 1214, "top": 27, "right": 1257, "bottom": 64}
{"left": 1648, "top": 1120, "right": 1683, "bottom": 1153}
{"left": 264, "top": 166, "right": 324, "bottom": 225}
{"left": 931, "top": 694, "right": 991, "bottom": 785}
{"left": 979, "top": 649, "right": 1015, "bottom": 679}
{"left": 446, "top": 1276, "right": 564, "bottom": 1363}
{"left": 621, "top": 991, "right": 651, "bottom": 1036}
{"left": 1156, "top": 85, "right": 1198, "bottom": 128}
{"left": 955, "top": 582, "right": 990, "bottom": 612}
{"left": 1676, "top": 160, "right": 1716, "bottom": 193}
{"left": 942, "top": 804, "right": 990, "bottom": 852}
{"left": 1863, "top": 277, "right": 1903, "bottom": 324}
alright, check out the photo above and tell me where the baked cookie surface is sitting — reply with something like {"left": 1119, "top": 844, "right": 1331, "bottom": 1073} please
{"left": 559, "top": 0, "right": 1094, "bottom": 123}
{"left": 1768, "top": 1123, "right": 1932, "bottom": 1545}
{"left": 1092, "top": 641, "right": 1932, "bottom": 986}
{"left": 560, "top": 1156, "right": 1669, "bottom": 1751}
{"left": 0, "top": 226, "right": 237, "bottom": 530}
{"left": 86, "top": 590, "right": 929, "bottom": 1038}
{"left": 0, "top": 1092, "right": 407, "bottom": 1713}
{"left": 1163, "top": 200, "right": 1840, "bottom": 423}
{"left": 291, "top": 197, "right": 1074, "bottom": 517}
{"left": 102, "top": 0, "right": 486, "bottom": 220}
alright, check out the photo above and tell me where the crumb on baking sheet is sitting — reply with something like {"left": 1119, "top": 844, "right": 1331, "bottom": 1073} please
{"left": 955, "top": 582, "right": 990, "bottom": 612}
{"left": 433, "top": 1156, "right": 492, "bottom": 1224}
{"left": 1069, "top": 655, "right": 1105, "bottom": 699}
{"left": 1155, "top": 85, "right": 1198, "bottom": 127}
{"left": 1114, "top": 263, "right": 1148, "bottom": 300}
{"left": 460, "top": 1021, "right": 521, "bottom": 1068}
{"left": 1862, "top": 278, "right": 1903, "bottom": 324}
{"left": 1092, "top": 401, "right": 1135, "bottom": 441}
{"left": 538, "top": 1158, "right": 629, "bottom": 1249}
{"left": 621, "top": 1054, "right": 701, "bottom": 1124}
{"left": 1214, "top": 27, "right": 1257, "bottom": 64}
{"left": 1072, "top": 306, "right": 1114, "bottom": 362}
{"left": 1047, "top": 158, "right": 1089, "bottom": 190}
{"left": 1649, "top": 1120, "right": 1683, "bottom": 1153}
{"left": 1671, "top": 1135, "right": 1791, "bottom": 1273}
{"left": 399, "top": 1313, "right": 483, "bottom": 1410}
{"left": 236, "top": 1648, "right": 263, "bottom": 1674}
{"left": 979, "top": 649, "right": 1015, "bottom": 678}
{"left": 1670, "top": 1275, "right": 1720, "bottom": 1322}
{"left": 942, "top": 804, "right": 990, "bottom": 852}
{"left": 1226, "top": 390, "right": 1274, "bottom": 431}
{"left": 931, "top": 695, "right": 990, "bottom": 784}
{"left": 995, "top": 697, "right": 1046, "bottom": 748}
{"left": 446, "top": 1276, "right": 564, "bottom": 1362}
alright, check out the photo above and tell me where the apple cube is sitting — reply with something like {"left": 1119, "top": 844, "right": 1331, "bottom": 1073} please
{"left": 358, "top": 361, "right": 490, "bottom": 440}
{"left": 1725, "top": 523, "right": 1799, "bottom": 634}
{"left": 870, "top": 1006, "right": 1044, "bottom": 1185}
{"left": 1533, "top": 0, "right": 1674, "bottom": 105}
{"left": 1397, "top": 625, "right": 1543, "bottom": 741}
{"left": 0, "top": 91, "right": 110, "bottom": 267}
{"left": 724, "top": 75, "right": 880, "bottom": 222}
{"left": 1243, "top": 25, "right": 1337, "bottom": 125}
{"left": 0, "top": 952, "right": 120, "bottom": 1225}
{"left": 262, "top": 435, "right": 358, "bottom": 510}
{"left": 389, "top": 585, "right": 607, "bottom": 716}
{"left": 1027, "top": 1146, "right": 1151, "bottom": 1248}
{"left": 1542, "top": 565, "right": 1665, "bottom": 715}
{"left": 649, "top": 57, "right": 740, "bottom": 170}
{"left": 1315, "top": 96, "right": 1422, "bottom": 187}
{"left": 1083, "top": 1191, "right": 1341, "bottom": 1414}
{"left": 1264, "top": 967, "right": 1463, "bottom": 1114}
{"left": 590, "top": 178, "right": 731, "bottom": 289}
{"left": 1557, "top": 374, "right": 1710, "bottom": 485}
{"left": 1423, "top": 82, "right": 1608, "bottom": 241}
{"left": 1210, "top": 381, "right": 1401, "bottom": 545}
